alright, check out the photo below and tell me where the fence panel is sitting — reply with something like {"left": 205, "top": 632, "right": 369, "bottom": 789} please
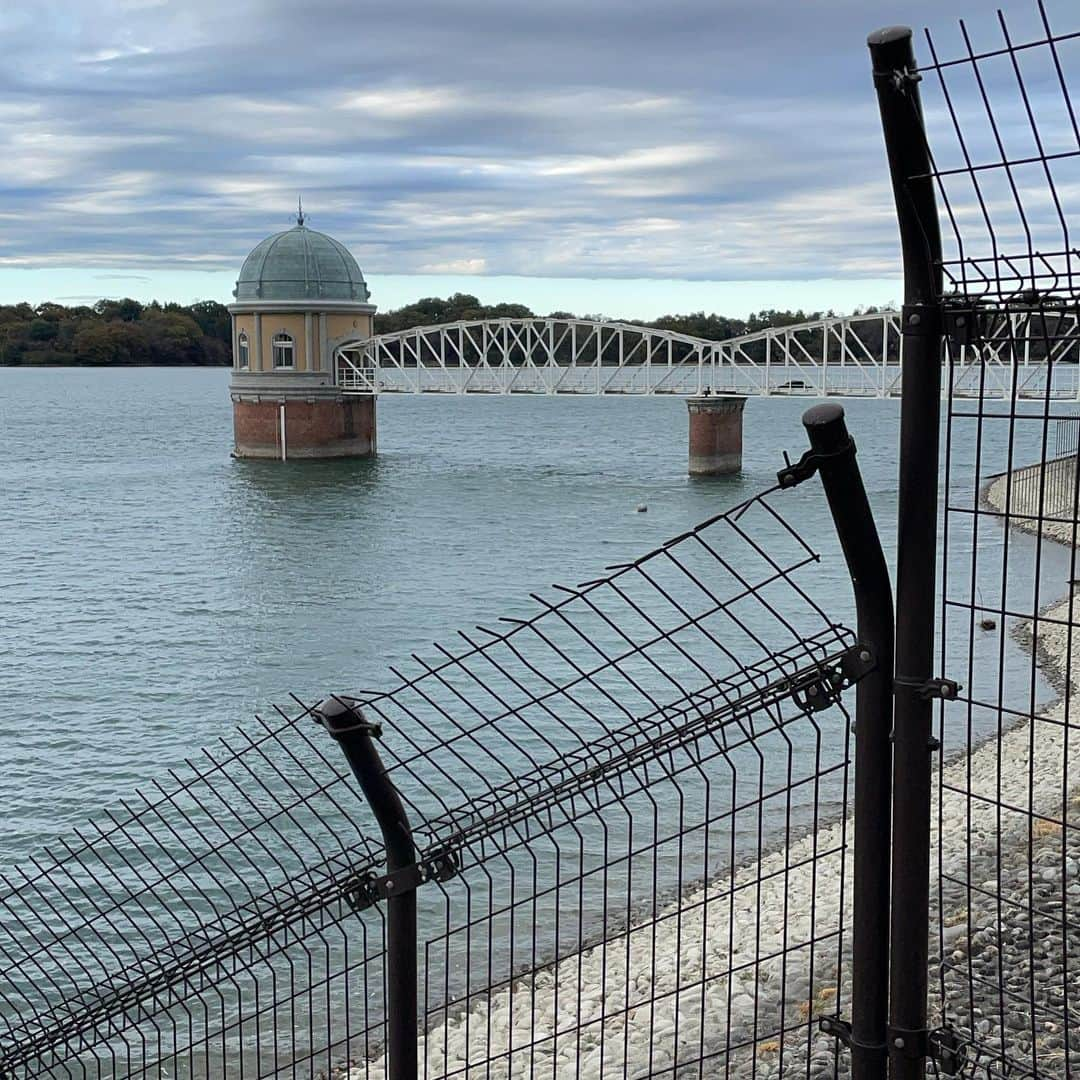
{"left": 0, "top": 476, "right": 875, "bottom": 1079}
{"left": 891, "top": 3, "right": 1080, "bottom": 1075}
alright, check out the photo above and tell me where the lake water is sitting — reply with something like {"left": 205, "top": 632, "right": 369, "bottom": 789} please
{"left": 0, "top": 367, "right": 1072, "bottom": 867}
{"left": 0, "top": 369, "right": 872, "bottom": 862}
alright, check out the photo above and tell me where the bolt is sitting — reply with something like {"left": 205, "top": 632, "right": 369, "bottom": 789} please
{"left": 386, "top": 879, "right": 395, "bottom": 891}
{"left": 894, "top": 1037, "right": 906, "bottom": 1050}
{"left": 807, "top": 685, "right": 818, "bottom": 696}
{"left": 858, "top": 649, "right": 872, "bottom": 663}
{"left": 956, "top": 315, "right": 967, "bottom": 327}
{"left": 909, "top": 313, "right": 922, "bottom": 326}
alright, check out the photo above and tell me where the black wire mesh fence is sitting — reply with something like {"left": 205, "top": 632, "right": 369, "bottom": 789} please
{"left": 872, "top": 2, "right": 1080, "bottom": 1075}
{"left": 0, "top": 480, "right": 873, "bottom": 1079}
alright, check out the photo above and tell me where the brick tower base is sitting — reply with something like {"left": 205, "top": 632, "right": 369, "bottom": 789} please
{"left": 232, "top": 395, "right": 376, "bottom": 459}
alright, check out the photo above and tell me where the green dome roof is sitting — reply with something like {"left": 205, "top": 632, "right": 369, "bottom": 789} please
{"left": 234, "top": 223, "right": 369, "bottom": 302}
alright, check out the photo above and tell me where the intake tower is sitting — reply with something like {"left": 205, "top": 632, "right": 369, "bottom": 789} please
{"left": 228, "top": 208, "right": 377, "bottom": 458}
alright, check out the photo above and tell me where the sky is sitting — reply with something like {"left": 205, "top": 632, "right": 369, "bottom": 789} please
{"left": 0, "top": 0, "right": 1074, "bottom": 319}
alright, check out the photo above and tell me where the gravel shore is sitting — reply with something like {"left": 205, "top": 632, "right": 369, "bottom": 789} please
{"left": 941, "top": 467, "right": 1080, "bottom": 1076}
{"left": 346, "top": 465, "right": 1080, "bottom": 1079}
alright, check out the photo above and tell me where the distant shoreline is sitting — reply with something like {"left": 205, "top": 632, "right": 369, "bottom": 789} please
{"left": 0, "top": 361, "right": 230, "bottom": 368}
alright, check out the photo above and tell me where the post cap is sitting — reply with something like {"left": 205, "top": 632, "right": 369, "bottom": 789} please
{"left": 313, "top": 695, "right": 382, "bottom": 738}
{"left": 801, "top": 403, "right": 852, "bottom": 455}
{"left": 867, "top": 25, "right": 913, "bottom": 47}
{"left": 802, "top": 402, "right": 846, "bottom": 428}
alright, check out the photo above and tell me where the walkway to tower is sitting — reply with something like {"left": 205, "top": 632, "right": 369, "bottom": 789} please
{"left": 335, "top": 309, "right": 1080, "bottom": 400}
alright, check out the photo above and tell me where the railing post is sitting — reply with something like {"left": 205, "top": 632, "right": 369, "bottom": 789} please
{"left": 316, "top": 696, "right": 418, "bottom": 1080}
{"left": 785, "top": 404, "right": 894, "bottom": 1079}
{"left": 867, "top": 26, "right": 944, "bottom": 1080}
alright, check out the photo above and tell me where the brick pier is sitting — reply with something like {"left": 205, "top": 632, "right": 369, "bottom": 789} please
{"left": 687, "top": 395, "right": 746, "bottom": 476}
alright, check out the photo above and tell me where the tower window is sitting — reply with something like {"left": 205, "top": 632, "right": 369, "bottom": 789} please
{"left": 238, "top": 331, "right": 249, "bottom": 368}
{"left": 272, "top": 332, "right": 295, "bottom": 368}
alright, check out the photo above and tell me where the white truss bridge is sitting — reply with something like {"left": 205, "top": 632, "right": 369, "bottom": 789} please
{"left": 335, "top": 310, "right": 1080, "bottom": 400}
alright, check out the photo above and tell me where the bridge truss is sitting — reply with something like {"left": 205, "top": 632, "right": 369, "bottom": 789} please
{"left": 336, "top": 309, "right": 1080, "bottom": 399}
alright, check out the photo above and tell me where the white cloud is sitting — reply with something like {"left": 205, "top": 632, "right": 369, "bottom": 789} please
{"left": 78, "top": 44, "right": 153, "bottom": 64}
{"left": 418, "top": 257, "right": 488, "bottom": 274}
{"left": 339, "top": 87, "right": 467, "bottom": 118}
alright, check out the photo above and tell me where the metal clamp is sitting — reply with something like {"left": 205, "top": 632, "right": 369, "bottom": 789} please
{"left": 941, "top": 297, "right": 988, "bottom": 348}
{"left": 894, "top": 675, "right": 961, "bottom": 700}
{"left": 777, "top": 439, "right": 855, "bottom": 489}
{"left": 873, "top": 64, "right": 923, "bottom": 92}
{"left": 888, "top": 1025, "right": 966, "bottom": 1075}
{"left": 817, "top": 1015, "right": 888, "bottom": 1057}
{"left": 920, "top": 677, "right": 960, "bottom": 700}
{"left": 930, "top": 1026, "right": 967, "bottom": 1074}
{"left": 345, "top": 849, "right": 460, "bottom": 914}
{"left": 900, "top": 302, "right": 941, "bottom": 337}
{"left": 793, "top": 644, "right": 877, "bottom": 713}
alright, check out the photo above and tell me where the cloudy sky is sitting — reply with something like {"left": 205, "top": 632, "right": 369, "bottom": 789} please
{"left": 0, "top": 0, "right": 1074, "bottom": 316}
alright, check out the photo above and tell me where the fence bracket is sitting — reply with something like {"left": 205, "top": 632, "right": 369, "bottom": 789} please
{"left": 940, "top": 298, "right": 987, "bottom": 348}
{"left": 872, "top": 64, "right": 922, "bottom": 92}
{"left": 345, "top": 849, "right": 460, "bottom": 914}
{"left": 792, "top": 643, "right": 876, "bottom": 713}
{"left": 817, "top": 1015, "right": 887, "bottom": 1058}
{"left": 819, "top": 1013, "right": 965, "bottom": 1073}
{"left": 314, "top": 697, "right": 383, "bottom": 738}
{"left": 887, "top": 1025, "right": 966, "bottom": 1075}
{"left": 777, "top": 439, "right": 855, "bottom": 490}
{"left": 922, "top": 677, "right": 960, "bottom": 700}
{"left": 899, "top": 302, "right": 941, "bottom": 337}
{"left": 893, "top": 674, "right": 960, "bottom": 700}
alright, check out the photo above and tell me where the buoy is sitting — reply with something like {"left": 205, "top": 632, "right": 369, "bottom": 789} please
{"left": 980, "top": 617, "right": 997, "bottom": 631}
{"left": 636, "top": 503, "right": 648, "bottom": 513}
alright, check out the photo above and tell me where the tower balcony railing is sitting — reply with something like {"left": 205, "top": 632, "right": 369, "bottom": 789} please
{"left": 336, "top": 349, "right": 378, "bottom": 393}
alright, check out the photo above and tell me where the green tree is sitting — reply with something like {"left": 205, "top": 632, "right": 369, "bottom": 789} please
{"left": 28, "top": 319, "right": 58, "bottom": 342}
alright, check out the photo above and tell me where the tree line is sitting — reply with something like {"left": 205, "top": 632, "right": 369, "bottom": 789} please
{"left": 372, "top": 292, "right": 859, "bottom": 341}
{"left": 0, "top": 292, "right": 894, "bottom": 366}
{"left": 0, "top": 299, "right": 231, "bottom": 366}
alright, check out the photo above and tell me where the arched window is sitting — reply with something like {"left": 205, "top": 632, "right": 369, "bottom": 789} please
{"left": 237, "top": 331, "right": 249, "bottom": 368}
{"left": 272, "top": 332, "right": 294, "bottom": 368}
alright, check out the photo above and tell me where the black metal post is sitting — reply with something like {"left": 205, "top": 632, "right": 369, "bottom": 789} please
{"left": 801, "top": 404, "right": 894, "bottom": 1080}
{"left": 317, "top": 696, "right": 418, "bottom": 1080}
{"left": 867, "top": 26, "right": 944, "bottom": 1080}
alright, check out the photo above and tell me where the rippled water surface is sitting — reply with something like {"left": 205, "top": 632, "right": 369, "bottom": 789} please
{"left": 0, "top": 367, "right": 1069, "bottom": 869}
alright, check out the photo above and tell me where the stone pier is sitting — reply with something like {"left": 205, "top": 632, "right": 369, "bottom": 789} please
{"left": 687, "top": 394, "right": 746, "bottom": 476}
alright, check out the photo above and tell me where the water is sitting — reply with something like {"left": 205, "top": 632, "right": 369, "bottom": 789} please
{"left": 0, "top": 368, "right": 1073, "bottom": 866}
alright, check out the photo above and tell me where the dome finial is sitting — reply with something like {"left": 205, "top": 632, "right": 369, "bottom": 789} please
{"left": 297, "top": 195, "right": 305, "bottom": 227}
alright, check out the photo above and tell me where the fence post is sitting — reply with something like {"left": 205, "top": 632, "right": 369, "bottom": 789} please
{"left": 786, "top": 404, "right": 894, "bottom": 1079}
{"left": 867, "top": 26, "right": 945, "bottom": 1080}
{"left": 316, "top": 696, "right": 418, "bottom": 1080}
